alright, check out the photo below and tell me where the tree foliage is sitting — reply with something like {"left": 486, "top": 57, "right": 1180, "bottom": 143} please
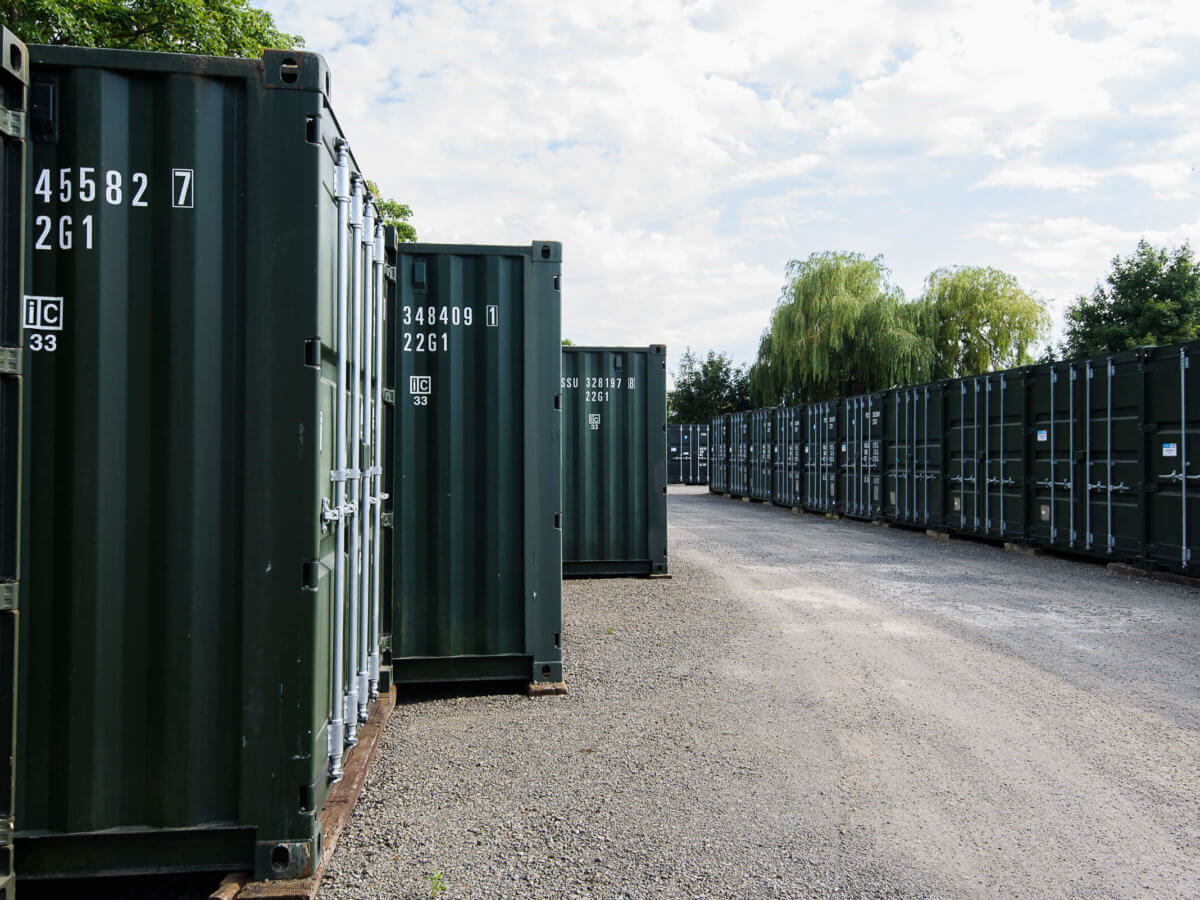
{"left": 752, "top": 253, "right": 1049, "bottom": 404}
{"left": 919, "top": 266, "right": 1048, "bottom": 379}
{"left": 6, "top": 0, "right": 302, "bottom": 57}
{"left": 668, "top": 348, "right": 751, "bottom": 423}
{"left": 365, "top": 181, "right": 417, "bottom": 243}
{"left": 1059, "top": 239, "right": 1200, "bottom": 359}
{"left": 751, "top": 252, "right": 927, "bottom": 405}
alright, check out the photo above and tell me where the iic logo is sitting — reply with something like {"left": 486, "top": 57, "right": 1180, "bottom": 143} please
{"left": 410, "top": 375, "right": 432, "bottom": 395}
{"left": 23, "top": 295, "right": 64, "bottom": 331}
{"left": 588, "top": 413, "right": 601, "bottom": 431}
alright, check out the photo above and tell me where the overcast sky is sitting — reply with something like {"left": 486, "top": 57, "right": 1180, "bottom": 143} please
{"left": 263, "top": 0, "right": 1200, "bottom": 374}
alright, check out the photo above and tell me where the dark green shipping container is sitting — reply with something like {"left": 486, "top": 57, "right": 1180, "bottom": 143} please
{"left": 562, "top": 346, "right": 667, "bottom": 577}
{"left": 0, "top": 27, "right": 24, "bottom": 900}
{"left": 709, "top": 414, "right": 729, "bottom": 494}
{"left": 391, "top": 243, "right": 563, "bottom": 684}
{"left": 16, "top": 45, "right": 391, "bottom": 882}
{"left": 729, "top": 411, "right": 749, "bottom": 497}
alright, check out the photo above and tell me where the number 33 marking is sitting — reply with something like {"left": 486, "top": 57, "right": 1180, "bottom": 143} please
{"left": 29, "top": 333, "right": 57, "bottom": 352}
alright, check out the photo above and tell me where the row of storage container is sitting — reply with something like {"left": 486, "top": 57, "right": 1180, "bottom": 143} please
{"left": 1, "top": 35, "right": 667, "bottom": 889}
{"left": 667, "top": 423, "right": 709, "bottom": 484}
{"left": 710, "top": 341, "right": 1200, "bottom": 575}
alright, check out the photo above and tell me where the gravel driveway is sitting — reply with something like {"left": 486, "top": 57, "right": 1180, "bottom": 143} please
{"left": 320, "top": 485, "right": 1200, "bottom": 899}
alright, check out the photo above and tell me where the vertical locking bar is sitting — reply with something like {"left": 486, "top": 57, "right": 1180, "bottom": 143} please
{"left": 1106, "top": 358, "right": 1114, "bottom": 552}
{"left": 328, "top": 142, "right": 351, "bottom": 780}
{"left": 371, "top": 219, "right": 385, "bottom": 698}
{"left": 1069, "top": 365, "right": 1077, "bottom": 544}
{"left": 344, "top": 174, "right": 363, "bottom": 746}
{"left": 1086, "top": 362, "right": 1092, "bottom": 549}
{"left": 985, "top": 379, "right": 991, "bottom": 531}
{"left": 999, "top": 376, "right": 1005, "bottom": 534}
{"left": 1050, "top": 367, "right": 1056, "bottom": 541}
{"left": 1183, "top": 348, "right": 1189, "bottom": 566}
{"left": 357, "top": 197, "right": 375, "bottom": 723}
{"left": 960, "top": 381, "right": 966, "bottom": 528}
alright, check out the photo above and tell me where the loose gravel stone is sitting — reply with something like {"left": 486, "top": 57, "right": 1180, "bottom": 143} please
{"left": 320, "top": 486, "right": 1200, "bottom": 899}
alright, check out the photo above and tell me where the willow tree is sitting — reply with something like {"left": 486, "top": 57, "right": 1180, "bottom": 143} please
{"left": 751, "top": 252, "right": 928, "bottom": 405}
{"left": 915, "top": 266, "right": 1049, "bottom": 378}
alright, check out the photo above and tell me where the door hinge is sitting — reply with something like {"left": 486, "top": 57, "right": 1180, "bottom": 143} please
{"left": 0, "top": 105, "right": 25, "bottom": 139}
{"left": 0, "top": 346, "right": 20, "bottom": 375}
{"left": 381, "top": 511, "right": 393, "bottom": 528}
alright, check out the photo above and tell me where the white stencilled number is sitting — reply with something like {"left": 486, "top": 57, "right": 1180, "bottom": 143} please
{"left": 105, "top": 170, "right": 122, "bottom": 205}
{"left": 131, "top": 172, "right": 149, "bottom": 207}
{"left": 172, "top": 168, "right": 193, "bottom": 208}
{"left": 79, "top": 167, "right": 95, "bottom": 202}
{"left": 34, "top": 169, "right": 51, "bottom": 203}
{"left": 34, "top": 216, "right": 51, "bottom": 250}
{"left": 28, "top": 333, "right": 56, "bottom": 352}
{"left": 463, "top": 307, "right": 473, "bottom": 326}
{"left": 33, "top": 215, "right": 93, "bottom": 251}
{"left": 403, "top": 333, "right": 412, "bottom": 352}
{"left": 413, "top": 395, "right": 428, "bottom": 406}
{"left": 58, "top": 168, "right": 72, "bottom": 202}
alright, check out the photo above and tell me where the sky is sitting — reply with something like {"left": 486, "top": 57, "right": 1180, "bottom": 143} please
{"left": 262, "top": 0, "right": 1200, "bottom": 375}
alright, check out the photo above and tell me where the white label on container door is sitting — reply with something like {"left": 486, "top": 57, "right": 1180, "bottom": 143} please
{"left": 23, "top": 294, "right": 64, "bottom": 352}
{"left": 1163, "top": 442, "right": 1179, "bottom": 457}
{"left": 1037, "top": 429, "right": 1048, "bottom": 442}
{"left": 410, "top": 375, "right": 431, "bottom": 406}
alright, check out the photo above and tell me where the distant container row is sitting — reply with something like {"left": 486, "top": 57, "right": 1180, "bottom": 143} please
{"left": 710, "top": 342, "right": 1200, "bottom": 576}
{"left": 2, "top": 35, "right": 667, "bottom": 887}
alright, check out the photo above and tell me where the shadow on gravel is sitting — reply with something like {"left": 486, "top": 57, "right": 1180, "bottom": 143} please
{"left": 394, "top": 680, "right": 529, "bottom": 704}
{"left": 20, "top": 872, "right": 226, "bottom": 900}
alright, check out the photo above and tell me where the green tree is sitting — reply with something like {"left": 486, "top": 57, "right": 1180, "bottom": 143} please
{"left": 365, "top": 181, "right": 417, "bottom": 242}
{"left": 668, "top": 348, "right": 751, "bottom": 422}
{"left": 751, "top": 251, "right": 927, "bottom": 405}
{"left": 562, "top": 339, "right": 573, "bottom": 346}
{"left": 1060, "top": 239, "right": 1200, "bottom": 358}
{"left": 915, "top": 266, "right": 1048, "bottom": 379}
{"left": 6, "top": 0, "right": 302, "bottom": 56}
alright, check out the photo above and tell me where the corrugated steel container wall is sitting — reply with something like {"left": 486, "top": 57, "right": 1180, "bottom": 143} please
{"left": 749, "top": 408, "right": 773, "bottom": 501}
{"left": 562, "top": 345, "right": 667, "bottom": 577}
{"left": 838, "top": 394, "right": 884, "bottom": 520}
{"left": 884, "top": 383, "right": 948, "bottom": 529}
{"left": 730, "top": 411, "right": 748, "bottom": 496}
{"left": 0, "top": 28, "right": 24, "bottom": 898}
{"left": 16, "top": 45, "right": 382, "bottom": 881}
{"left": 392, "top": 243, "right": 562, "bottom": 682}
{"left": 804, "top": 402, "right": 839, "bottom": 514}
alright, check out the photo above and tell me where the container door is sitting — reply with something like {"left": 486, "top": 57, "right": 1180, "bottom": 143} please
{"left": 1029, "top": 363, "right": 1080, "bottom": 549}
{"left": 868, "top": 394, "right": 883, "bottom": 519}
{"left": 1146, "top": 345, "right": 1200, "bottom": 572}
{"left": 1082, "top": 354, "right": 1143, "bottom": 560}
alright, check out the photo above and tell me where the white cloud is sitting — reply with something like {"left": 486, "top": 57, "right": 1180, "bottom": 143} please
{"left": 263, "top": 0, "right": 1200, "bottom": 367}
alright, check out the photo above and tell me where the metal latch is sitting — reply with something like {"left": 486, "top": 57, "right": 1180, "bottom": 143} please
{"left": 0, "top": 346, "right": 20, "bottom": 375}
{"left": 0, "top": 581, "right": 16, "bottom": 611}
{"left": 383, "top": 388, "right": 395, "bottom": 404}
{"left": 381, "top": 511, "right": 393, "bottom": 528}
{"left": 0, "top": 105, "right": 24, "bottom": 139}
